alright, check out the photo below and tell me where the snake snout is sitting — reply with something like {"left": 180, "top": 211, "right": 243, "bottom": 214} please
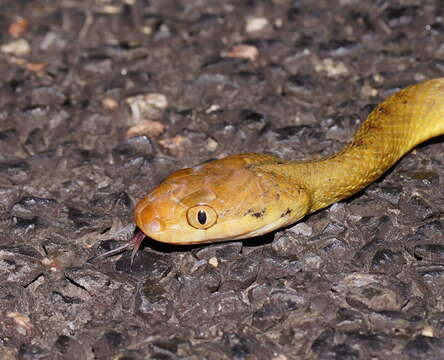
{"left": 134, "top": 199, "right": 165, "bottom": 238}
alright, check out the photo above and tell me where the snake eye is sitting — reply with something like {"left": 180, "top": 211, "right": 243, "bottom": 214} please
{"left": 187, "top": 205, "right": 217, "bottom": 229}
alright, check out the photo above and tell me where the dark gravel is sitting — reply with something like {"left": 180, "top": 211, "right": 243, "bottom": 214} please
{"left": 1, "top": 0, "right": 444, "bottom": 359}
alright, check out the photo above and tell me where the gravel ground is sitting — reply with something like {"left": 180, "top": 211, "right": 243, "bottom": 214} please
{"left": 1, "top": 0, "right": 444, "bottom": 359}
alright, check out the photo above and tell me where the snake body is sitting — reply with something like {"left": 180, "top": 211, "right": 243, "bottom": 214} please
{"left": 134, "top": 78, "right": 444, "bottom": 245}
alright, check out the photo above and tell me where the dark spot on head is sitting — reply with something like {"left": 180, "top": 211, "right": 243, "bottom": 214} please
{"left": 367, "top": 123, "right": 379, "bottom": 130}
{"left": 280, "top": 208, "right": 292, "bottom": 218}
{"left": 243, "top": 208, "right": 267, "bottom": 218}
{"left": 396, "top": 90, "right": 412, "bottom": 104}
{"left": 252, "top": 210, "right": 265, "bottom": 218}
{"left": 377, "top": 105, "right": 390, "bottom": 116}
{"left": 243, "top": 208, "right": 255, "bottom": 216}
{"left": 353, "top": 138, "right": 364, "bottom": 147}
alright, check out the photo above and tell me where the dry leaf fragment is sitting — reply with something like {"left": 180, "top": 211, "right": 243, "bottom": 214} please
{"left": 224, "top": 44, "right": 259, "bottom": 62}
{"left": 102, "top": 98, "right": 119, "bottom": 110}
{"left": 158, "top": 135, "right": 191, "bottom": 157}
{"left": 9, "top": 17, "right": 28, "bottom": 38}
{"left": 6, "top": 312, "right": 34, "bottom": 335}
{"left": 25, "top": 62, "right": 47, "bottom": 73}
{"left": 126, "top": 120, "right": 165, "bottom": 138}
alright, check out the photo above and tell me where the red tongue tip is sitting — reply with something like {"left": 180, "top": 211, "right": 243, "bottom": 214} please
{"left": 130, "top": 230, "right": 146, "bottom": 266}
{"left": 91, "top": 229, "right": 146, "bottom": 267}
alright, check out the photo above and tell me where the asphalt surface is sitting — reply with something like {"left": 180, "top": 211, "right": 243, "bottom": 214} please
{"left": 1, "top": 0, "right": 444, "bottom": 359}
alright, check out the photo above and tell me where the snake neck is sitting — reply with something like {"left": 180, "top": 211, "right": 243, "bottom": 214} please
{"left": 284, "top": 146, "right": 405, "bottom": 213}
{"left": 267, "top": 78, "right": 444, "bottom": 214}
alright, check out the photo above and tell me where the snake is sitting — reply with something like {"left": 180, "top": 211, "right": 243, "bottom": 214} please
{"left": 129, "top": 78, "right": 444, "bottom": 254}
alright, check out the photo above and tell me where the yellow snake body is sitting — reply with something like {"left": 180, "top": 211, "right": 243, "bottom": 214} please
{"left": 134, "top": 79, "right": 444, "bottom": 244}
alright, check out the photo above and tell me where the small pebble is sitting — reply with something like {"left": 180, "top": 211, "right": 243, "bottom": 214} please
{"left": 208, "top": 257, "right": 219, "bottom": 268}
{"left": 421, "top": 325, "right": 434, "bottom": 337}
{"left": 126, "top": 93, "right": 168, "bottom": 122}
{"left": 1, "top": 39, "right": 31, "bottom": 56}
{"left": 206, "top": 137, "right": 219, "bottom": 152}
{"left": 102, "top": 98, "right": 119, "bottom": 110}
{"left": 206, "top": 104, "right": 221, "bottom": 114}
{"left": 289, "top": 222, "right": 313, "bottom": 236}
{"left": 245, "top": 17, "right": 269, "bottom": 33}
{"left": 314, "top": 58, "right": 349, "bottom": 77}
{"left": 158, "top": 135, "right": 191, "bottom": 157}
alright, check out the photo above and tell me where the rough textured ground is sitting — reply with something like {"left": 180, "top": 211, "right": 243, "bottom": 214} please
{"left": 1, "top": 0, "right": 444, "bottom": 359}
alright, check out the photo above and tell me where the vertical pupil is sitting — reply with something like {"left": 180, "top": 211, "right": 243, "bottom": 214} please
{"left": 197, "top": 210, "right": 207, "bottom": 225}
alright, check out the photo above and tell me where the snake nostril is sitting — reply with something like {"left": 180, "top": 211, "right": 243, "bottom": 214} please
{"left": 136, "top": 203, "right": 165, "bottom": 235}
{"left": 147, "top": 219, "right": 162, "bottom": 233}
{"left": 134, "top": 201, "right": 156, "bottom": 231}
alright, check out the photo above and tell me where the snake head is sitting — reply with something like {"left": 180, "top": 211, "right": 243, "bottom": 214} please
{"left": 134, "top": 155, "right": 312, "bottom": 244}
